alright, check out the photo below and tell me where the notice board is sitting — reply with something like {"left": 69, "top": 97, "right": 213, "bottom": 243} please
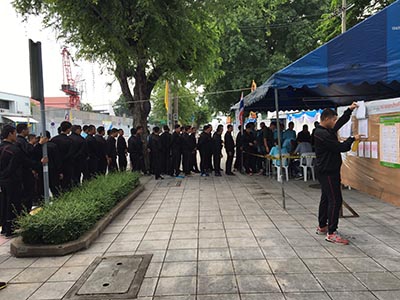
{"left": 340, "top": 98, "right": 400, "bottom": 206}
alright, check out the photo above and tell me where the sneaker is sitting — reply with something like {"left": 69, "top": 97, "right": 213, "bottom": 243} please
{"left": 201, "top": 173, "right": 206, "bottom": 177}
{"left": 325, "top": 232, "right": 349, "bottom": 245}
{"left": 316, "top": 226, "right": 328, "bottom": 235}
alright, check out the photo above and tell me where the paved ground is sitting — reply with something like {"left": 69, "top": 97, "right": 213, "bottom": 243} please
{"left": 1, "top": 173, "right": 400, "bottom": 300}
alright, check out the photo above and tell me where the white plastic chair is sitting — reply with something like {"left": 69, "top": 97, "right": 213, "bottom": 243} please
{"left": 300, "top": 152, "right": 316, "bottom": 182}
{"left": 272, "top": 156, "right": 289, "bottom": 182}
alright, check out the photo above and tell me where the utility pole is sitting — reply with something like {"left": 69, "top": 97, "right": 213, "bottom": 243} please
{"left": 342, "top": 0, "right": 347, "bottom": 33}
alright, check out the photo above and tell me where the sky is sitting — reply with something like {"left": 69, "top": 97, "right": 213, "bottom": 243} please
{"left": 0, "top": 1, "right": 121, "bottom": 112}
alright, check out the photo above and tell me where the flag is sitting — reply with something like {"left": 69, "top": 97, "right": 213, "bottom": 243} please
{"left": 239, "top": 92, "right": 244, "bottom": 126}
{"left": 164, "top": 80, "right": 169, "bottom": 112}
{"left": 251, "top": 80, "right": 257, "bottom": 92}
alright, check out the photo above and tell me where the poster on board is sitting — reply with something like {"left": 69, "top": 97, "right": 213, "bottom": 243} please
{"left": 379, "top": 115, "right": 400, "bottom": 168}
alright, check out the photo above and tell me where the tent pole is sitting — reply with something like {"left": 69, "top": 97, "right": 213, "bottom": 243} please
{"left": 274, "top": 88, "right": 286, "bottom": 209}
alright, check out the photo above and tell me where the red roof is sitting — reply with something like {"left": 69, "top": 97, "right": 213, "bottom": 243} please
{"left": 31, "top": 97, "right": 80, "bottom": 110}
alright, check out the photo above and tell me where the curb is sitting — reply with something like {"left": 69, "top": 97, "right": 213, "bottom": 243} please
{"left": 10, "top": 184, "right": 145, "bottom": 257}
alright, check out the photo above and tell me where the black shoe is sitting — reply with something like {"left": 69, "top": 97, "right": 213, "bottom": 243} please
{"left": 0, "top": 282, "right": 7, "bottom": 291}
{"left": 215, "top": 173, "right": 222, "bottom": 177}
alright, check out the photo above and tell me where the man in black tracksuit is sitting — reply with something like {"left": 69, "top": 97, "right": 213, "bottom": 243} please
{"left": 170, "top": 124, "right": 182, "bottom": 177}
{"left": 212, "top": 125, "right": 223, "bottom": 176}
{"left": 198, "top": 125, "right": 213, "bottom": 176}
{"left": 106, "top": 128, "right": 119, "bottom": 172}
{"left": 224, "top": 124, "right": 235, "bottom": 175}
{"left": 95, "top": 126, "right": 108, "bottom": 175}
{"left": 52, "top": 121, "right": 74, "bottom": 191}
{"left": 314, "top": 102, "right": 360, "bottom": 245}
{"left": 148, "top": 126, "right": 163, "bottom": 180}
{"left": 86, "top": 125, "right": 98, "bottom": 179}
{"left": 182, "top": 126, "right": 192, "bottom": 175}
{"left": 69, "top": 125, "right": 88, "bottom": 185}
{"left": 189, "top": 127, "right": 199, "bottom": 173}
{"left": 117, "top": 129, "right": 128, "bottom": 171}
{"left": 128, "top": 126, "right": 145, "bottom": 173}
{"left": 160, "top": 126, "right": 172, "bottom": 175}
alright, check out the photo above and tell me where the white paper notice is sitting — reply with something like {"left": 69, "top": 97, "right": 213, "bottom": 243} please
{"left": 358, "top": 119, "right": 369, "bottom": 138}
{"left": 339, "top": 120, "right": 352, "bottom": 139}
{"left": 358, "top": 141, "right": 364, "bottom": 157}
{"left": 380, "top": 125, "right": 400, "bottom": 164}
{"left": 364, "top": 142, "right": 371, "bottom": 158}
{"left": 371, "top": 142, "right": 378, "bottom": 159}
{"left": 356, "top": 101, "right": 367, "bottom": 119}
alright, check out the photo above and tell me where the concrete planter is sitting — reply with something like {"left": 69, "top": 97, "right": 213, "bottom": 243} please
{"left": 10, "top": 184, "right": 144, "bottom": 257}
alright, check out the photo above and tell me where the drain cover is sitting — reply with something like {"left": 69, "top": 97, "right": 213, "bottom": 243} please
{"left": 64, "top": 255, "right": 152, "bottom": 300}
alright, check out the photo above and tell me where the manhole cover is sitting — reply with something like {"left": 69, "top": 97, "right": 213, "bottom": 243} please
{"left": 64, "top": 255, "right": 152, "bottom": 300}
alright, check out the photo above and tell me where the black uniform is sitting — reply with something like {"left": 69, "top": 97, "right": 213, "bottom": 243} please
{"left": 182, "top": 132, "right": 192, "bottom": 175}
{"left": 170, "top": 131, "right": 182, "bottom": 176}
{"left": 128, "top": 134, "right": 144, "bottom": 172}
{"left": 148, "top": 133, "right": 162, "bottom": 179}
{"left": 0, "top": 141, "right": 40, "bottom": 236}
{"left": 106, "top": 135, "right": 118, "bottom": 172}
{"left": 189, "top": 133, "right": 199, "bottom": 172}
{"left": 198, "top": 131, "right": 213, "bottom": 174}
{"left": 94, "top": 134, "right": 108, "bottom": 175}
{"left": 315, "top": 108, "right": 355, "bottom": 235}
{"left": 86, "top": 134, "right": 98, "bottom": 179}
{"left": 69, "top": 132, "right": 88, "bottom": 185}
{"left": 160, "top": 131, "right": 172, "bottom": 175}
{"left": 117, "top": 135, "right": 128, "bottom": 171}
{"left": 51, "top": 133, "right": 74, "bottom": 190}
{"left": 242, "top": 131, "right": 256, "bottom": 173}
{"left": 212, "top": 132, "right": 223, "bottom": 175}
{"left": 224, "top": 131, "right": 235, "bottom": 175}
{"left": 15, "top": 135, "right": 36, "bottom": 211}
{"left": 234, "top": 131, "right": 243, "bottom": 171}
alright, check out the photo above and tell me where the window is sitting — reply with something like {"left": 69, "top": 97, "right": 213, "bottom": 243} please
{"left": 0, "top": 100, "right": 10, "bottom": 110}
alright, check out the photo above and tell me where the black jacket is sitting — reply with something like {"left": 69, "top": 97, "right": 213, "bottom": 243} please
{"left": 51, "top": 133, "right": 74, "bottom": 168}
{"left": 224, "top": 132, "right": 235, "bottom": 152}
{"left": 170, "top": 131, "right": 182, "bottom": 154}
{"left": 148, "top": 133, "right": 162, "bottom": 154}
{"left": 198, "top": 132, "right": 212, "bottom": 154}
{"left": 314, "top": 108, "right": 355, "bottom": 175}
{"left": 128, "top": 135, "right": 143, "bottom": 156}
{"left": 94, "top": 134, "right": 107, "bottom": 159}
{"left": 242, "top": 131, "right": 256, "bottom": 153}
{"left": 212, "top": 132, "right": 223, "bottom": 154}
{"left": 117, "top": 135, "right": 127, "bottom": 156}
{"left": 0, "top": 141, "right": 39, "bottom": 185}
{"left": 160, "top": 132, "right": 172, "bottom": 155}
{"left": 181, "top": 132, "right": 192, "bottom": 152}
{"left": 189, "top": 133, "right": 197, "bottom": 152}
{"left": 86, "top": 135, "right": 98, "bottom": 159}
{"left": 106, "top": 136, "right": 117, "bottom": 159}
{"left": 69, "top": 132, "right": 88, "bottom": 161}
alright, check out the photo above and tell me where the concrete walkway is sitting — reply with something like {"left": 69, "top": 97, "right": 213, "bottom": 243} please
{"left": 1, "top": 173, "right": 400, "bottom": 300}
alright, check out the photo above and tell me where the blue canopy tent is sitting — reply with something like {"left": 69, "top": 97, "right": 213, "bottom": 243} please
{"left": 243, "top": 0, "right": 400, "bottom": 112}
{"left": 239, "top": 1, "right": 400, "bottom": 207}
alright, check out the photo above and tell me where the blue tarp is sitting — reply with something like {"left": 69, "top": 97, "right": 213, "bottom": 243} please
{"left": 243, "top": 0, "right": 400, "bottom": 111}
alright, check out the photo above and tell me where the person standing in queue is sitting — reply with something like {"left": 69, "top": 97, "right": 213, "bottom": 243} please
{"left": 94, "top": 126, "right": 108, "bottom": 175}
{"left": 69, "top": 125, "right": 88, "bottom": 186}
{"left": 128, "top": 126, "right": 145, "bottom": 173}
{"left": 315, "top": 102, "right": 361, "bottom": 245}
{"left": 15, "top": 124, "right": 37, "bottom": 212}
{"left": 234, "top": 125, "right": 243, "bottom": 172}
{"left": 160, "top": 125, "right": 172, "bottom": 175}
{"left": 148, "top": 126, "right": 163, "bottom": 180}
{"left": 117, "top": 129, "right": 128, "bottom": 171}
{"left": 212, "top": 125, "right": 223, "bottom": 176}
{"left": 198, "top": 125, "right": 213, "bottom": 177}
{"left": 224, "top": 124, "right": 235, "bottom": 175}
{"left": 182, "top": 125, "right": 192, "bottom": 176}
{"left": 52, "top": 121, "right": 74, "bottom": 191}
{"left": 106, "top": 128, "right": 119, "bottom": 172}
{"left": 242, "top": 123, "right": 257, "bottom": 175}
{"left": 0, "top": 125, "right": 48, "bottom": 237}
{"left": 189, "top": 127, "right": 200, "bottom": 173}
{"left": 170, "top": 124, "right": 182, "bottom": 177}
{"left": 85, "top": 125, "right": 98, "bottom": 179}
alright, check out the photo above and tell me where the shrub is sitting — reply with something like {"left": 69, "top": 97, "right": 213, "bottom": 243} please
{"left": 17, "top": 172, "right": 140, "bottom": 245}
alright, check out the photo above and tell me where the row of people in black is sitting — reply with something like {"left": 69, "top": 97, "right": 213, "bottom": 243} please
{"left": 0, "top": 121, "right": 132, "bottom": 237}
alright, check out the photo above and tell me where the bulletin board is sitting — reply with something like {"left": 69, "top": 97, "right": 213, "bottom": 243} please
{"left": 340, "top": 99, "right": 400, "bottom": 206}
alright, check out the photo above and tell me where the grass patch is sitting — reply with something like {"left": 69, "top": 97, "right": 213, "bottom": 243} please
{"left": 17, "top": 172, "right": 140, "bottom": 245}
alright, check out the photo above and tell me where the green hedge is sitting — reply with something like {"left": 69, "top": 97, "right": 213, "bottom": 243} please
{"left": 17, "top": 172, "right": 140, "bottom": 245}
